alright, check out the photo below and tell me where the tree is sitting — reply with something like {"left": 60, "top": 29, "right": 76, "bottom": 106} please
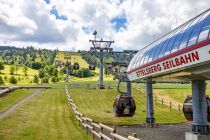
{"left": 9, "top": 76, "right": 17, "bottom": 84}
{"left": 53, "top": 68, "right": 58, "bottom": 77}
{"left": 41, "top": 77, "right": 49, "bottom": 84}
{"left": 33, "top": 75, "right": 39, "bottom": 85}
{"left": 31, "top": 62, "right": 42, "bottom": 69}
{"left": 51, "top": 76, "right": 59, "bottom": 83}
{"left": 38, "top": 69, "right": 45, "bottom": 78}
{"left": 22, "top": 66, "right": 28, "bottom": 76}
{"left": 0, "top": 76, "right": 4, "bottom": 85}
{"left": 4, "top": 76, "right": 7, "bottom": 81}
{"left": 10, "top": 66, "right": 15, "bottom": 75}
{"left": 0, "top": 62, "right": 4, "bottom": 73}
{"left": 15, "top": 65, "right": 19, "bottom": 75}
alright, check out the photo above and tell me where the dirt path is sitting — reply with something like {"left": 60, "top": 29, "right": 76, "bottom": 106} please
{"left": 0, "top": 89, "right": 42, "bottom": 119}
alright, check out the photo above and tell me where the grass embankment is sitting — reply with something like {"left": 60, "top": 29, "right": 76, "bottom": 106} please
{"left": 152, "top": 83, "right": 210, "bottom": 104}
{"left": 0, "top": 89, "right": 36, "bottom": 112}
{"left": 0, "top": 88, "right": 91, "bottom": 140}
{"left": 67, "top": 81, "right": 186, "bottom": 125}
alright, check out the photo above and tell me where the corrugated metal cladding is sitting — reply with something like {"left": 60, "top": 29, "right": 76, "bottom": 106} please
{"left": 127, "top": 9, "right": 210, "bottom": 73}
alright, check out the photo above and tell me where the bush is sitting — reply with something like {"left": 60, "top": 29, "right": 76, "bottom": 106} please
{"left": 38, "top": 69, "right": 45, "bottom": 78}
{"left": 41, "top": 77, "right": 49, "bottom": 84}
{"left": 33, "top": 75, "right": 39, "bottom": 84}
{"left": 51, "top": 76, "right": 59, "bottom": 83}
{"left": 10, "top": 66, "right": 15, "bottom": 74}
{"left": 0, "top": 62, "right": 4, "bottom": 73}
{"left": 9, "top": 76, "right": 17, "bottom": 84}
{"left": 0, "top": 76, "right": 4, "bottom": 85}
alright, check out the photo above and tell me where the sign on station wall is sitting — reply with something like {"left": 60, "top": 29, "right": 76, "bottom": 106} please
{"left": 127, "top": 44, "right": 210, "bottom": 81}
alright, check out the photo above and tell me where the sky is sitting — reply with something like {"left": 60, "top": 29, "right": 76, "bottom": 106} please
{"left": 0, "top": 0, "right": 209, "bottom": 51}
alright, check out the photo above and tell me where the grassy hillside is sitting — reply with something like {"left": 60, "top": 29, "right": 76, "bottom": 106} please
{"left": 55, "top": 51, "right": 99, "bottom": 73}
{"left": 0, "top": 88, "right": 91, "bottom": 140}
{"left": 0, "top": 65, "right": 38, "bottom": 85}
{"left": 67, "top": 81, "right": 186, "bottom": 125}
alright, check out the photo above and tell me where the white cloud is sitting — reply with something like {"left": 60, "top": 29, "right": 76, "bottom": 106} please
{"left": 0, "top": 0, "right": 209, "bottom": 51}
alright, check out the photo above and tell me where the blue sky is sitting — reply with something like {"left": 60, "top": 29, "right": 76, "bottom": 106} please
{"left": 50, "top": 6, "right": 68, "bottom": 21}
{"left": 111, "top": 17, "right": 127, "bottom": 31}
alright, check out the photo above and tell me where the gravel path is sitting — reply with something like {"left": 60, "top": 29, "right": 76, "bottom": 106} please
{"left": 116, "top": 123, "right": 192, "bottom": 140}
{"left": 0, "top": 89, "right": 42, "bottom": 119}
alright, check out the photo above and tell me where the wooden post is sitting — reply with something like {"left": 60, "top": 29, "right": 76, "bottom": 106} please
{"left": 170, "top": 101, "right": 172, "bottom": 111}
{"left": 112, "top": 126, "right": 116, "bottom": 140}
{"left": 161, "top": 99, "right": 163, "bottom": 108}
{"left": 132, "top": 133, "right": 137, "bottom": 138}
{"left": 92, "top": 120, "right": 95, "bottom": 139}
{"left": 178, "top": 104, "right": 181, "bottom": 112}
{"left": 100, "top": 121, "right": 103, "bottom": 140}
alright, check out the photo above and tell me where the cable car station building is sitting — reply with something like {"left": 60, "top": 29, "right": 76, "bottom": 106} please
{"left": 127, "top": 9, "right": 210, "bottom": 139}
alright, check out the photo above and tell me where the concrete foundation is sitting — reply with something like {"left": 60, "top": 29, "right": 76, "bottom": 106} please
{"left": 185, "top": 132, "right": 210, "bottom": 140}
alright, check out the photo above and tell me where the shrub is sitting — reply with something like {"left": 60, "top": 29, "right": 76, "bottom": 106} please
{"left": 33, "top": 75, "right": 39, "bottom": 84}
{"left": 51, "top": 76, "right": 59, "bottom": 83}
{"left": 9, "top": 76, "right": 17, "bottom": 84}
{"left": 0, "top": 76, "right": 4, "bottom": 85}
{"left": 41, "top": 77, "right": 49, "bottom": 84}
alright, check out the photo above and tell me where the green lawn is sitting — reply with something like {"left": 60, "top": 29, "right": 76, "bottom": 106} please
{"left": 0, "top": 89, "right": 35, "bottom": 112}
{"left": 0, "top": 88, "right": 91, "bottom": 140}
{"left": 67, "top": 82, "right": 186, "bottom": 125}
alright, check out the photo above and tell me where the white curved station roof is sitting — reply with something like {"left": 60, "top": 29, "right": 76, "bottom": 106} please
{"left": 127, "top": 9, "right": 210, "bottom": 81}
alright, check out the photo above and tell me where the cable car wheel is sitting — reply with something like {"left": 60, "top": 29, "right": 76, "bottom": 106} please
{"left": 183, "top": 96, "right": 210, "bottom": 122}
{"left": 113, "top": 81, "right": 136, "bottom": 117}
{"left": 73, "top": 62, "right": 80, "bottom": 70}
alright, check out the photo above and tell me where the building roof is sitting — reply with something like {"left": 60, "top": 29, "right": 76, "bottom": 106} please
{"left": 127, "top": 9, "right": 210, "bottom": 77}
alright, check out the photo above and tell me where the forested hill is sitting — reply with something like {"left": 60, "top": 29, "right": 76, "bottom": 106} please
{"left": 0, "top": 46, "right": 58, "bottom": 69}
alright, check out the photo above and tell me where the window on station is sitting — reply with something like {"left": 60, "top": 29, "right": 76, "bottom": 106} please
{"left": 178, "top": 15, "right": 202, "bottom": 50}
{"left": 133, "top": 50, "right": 144, "bottom": 68}
{"left": 170, "top": 18, "right": 195, "bottom": 53}
{"left": 139, "top": 44, "right": 153, "bottom": 65}
{"left": 146, "top": 40, "right": 160, "bottom": 63}
{"left": 198, "top": 13, "right": 210, "bottom": 42}
{"left": 136, "top": 48, "right": 148, "bottom": 67}
{"left": 157, "top": 31, "right": 175, "bottom": 58}
{"left": 164, "top": 26, "right": 184, "bottom": 55}
{"left": 131, "top": 51, "right": 141, "bottom": 70}
{"left": 152, "top": 36, "right": 168, "bottom": 61}
{"left": 187, "top": 11, "right": 210, "bottom": 47}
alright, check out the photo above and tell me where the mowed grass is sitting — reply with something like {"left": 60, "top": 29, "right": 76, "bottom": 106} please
{"left": 0, "top": 89, "right": 35, "bottom": 112}
{"left": 0, "top": 88, "right": 91, "bottom": 140}
{"left": 67, "top": 82, "right": 186, "bottom": 125}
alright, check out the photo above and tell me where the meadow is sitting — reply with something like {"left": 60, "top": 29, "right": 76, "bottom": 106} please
{"left": 0, "top": 88, "right": 91, "bottom": 140}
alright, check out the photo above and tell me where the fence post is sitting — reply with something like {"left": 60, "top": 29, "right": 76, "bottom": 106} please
{"left": 178, "top": 104, "right": 181, "bottom": 112}
{"left": 170, "top": 101, "right": 172, "bottom": 111}
{"left": 100, "top": 121, "right": 103, "bottom": 140}
{"left": 162, "top": 99, "right": 163, "bottom": 108}
{"left": 112, "top": 126, "right": 116, "bottom": 140}
{"left": 92, "top": 120, "right": 95, "bottom": 139}
{"left": 132, "top": 133, "right": 137, "bottom": 138}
